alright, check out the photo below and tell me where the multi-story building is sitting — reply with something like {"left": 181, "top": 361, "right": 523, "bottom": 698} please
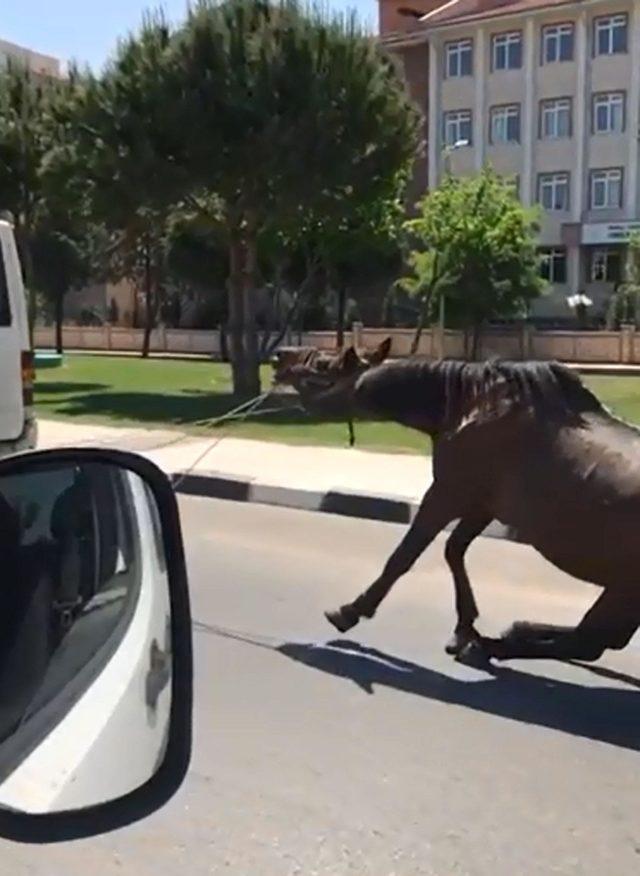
{"left": 383, "top": 0, "right": 640, "bottom": 323}
{"left": 0, "top": 37, "right": 61, "bottom": 77}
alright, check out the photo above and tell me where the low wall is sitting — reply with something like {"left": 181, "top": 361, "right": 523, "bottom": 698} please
{"left": 33, "top": 324, "right": 640, "bottom": 365}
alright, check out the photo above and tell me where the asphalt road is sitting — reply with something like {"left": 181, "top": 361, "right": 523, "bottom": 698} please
{"left": 2, "top": 497, "right": 640, "bottom": 875}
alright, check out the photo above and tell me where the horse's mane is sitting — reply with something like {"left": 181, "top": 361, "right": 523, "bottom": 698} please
{"left": 360, "top": 358, "right": 604, "bottom": 427}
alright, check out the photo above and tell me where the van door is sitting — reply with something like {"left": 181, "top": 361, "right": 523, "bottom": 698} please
{"left": 0, "top": 239, "right": 24, "bottom": 441}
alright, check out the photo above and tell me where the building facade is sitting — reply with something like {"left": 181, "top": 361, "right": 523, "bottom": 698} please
{"left": 383, "top": 0, "right": 640, "bottom": 323}
{"left": 0, "top": 37, "right": 61, "bottom": 77}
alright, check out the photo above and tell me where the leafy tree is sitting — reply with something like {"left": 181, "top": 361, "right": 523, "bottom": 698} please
{"left": 396, "top": 249, "right": 446, "bottom": 355}
{"left": 0, "top": 62, "right": 68, "bottom": 334}
{"left": 607, "top": 232, "right": 640, "bottom": 328}
{"left": 305, "top": 190, "right": 405, "bottom": 348}
{"left": 55, "top": 16, "right": 179, "bottom": 356}
{"left": 168, "top": 0, "right": 420, "bottom": 395}
{"left": 401, "top": 167, "right": 543, "bottom": 358}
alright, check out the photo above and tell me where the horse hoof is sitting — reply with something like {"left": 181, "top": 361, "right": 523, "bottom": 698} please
{"left": 455, "top": 639, "right": 492, "bottom": 669}
{"left": 445, "top": 628, "right": 476, "bottom": 656}
{"left": 325, "top": 607, "right": 359, "bottom": 634}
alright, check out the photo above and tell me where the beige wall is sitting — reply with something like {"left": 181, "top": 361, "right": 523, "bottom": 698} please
{"left": 34, "top": 324, "right": 640, "bottom": 365}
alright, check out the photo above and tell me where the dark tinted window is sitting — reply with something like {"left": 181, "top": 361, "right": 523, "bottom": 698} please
{"left": 0, "top": 244, "right": 10, "bottom": 327}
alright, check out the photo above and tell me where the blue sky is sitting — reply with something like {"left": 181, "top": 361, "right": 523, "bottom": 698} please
{"left": 3, "top": 0, "right": 377, "bottom": 70}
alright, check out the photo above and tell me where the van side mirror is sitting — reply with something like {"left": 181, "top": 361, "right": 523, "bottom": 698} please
{"left": 0, "top": 448, "right": 192, "bottom": 842}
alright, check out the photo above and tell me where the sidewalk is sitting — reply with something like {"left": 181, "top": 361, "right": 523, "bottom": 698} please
{"left": 38, "top": 419, "right": 514, "bottom": 540}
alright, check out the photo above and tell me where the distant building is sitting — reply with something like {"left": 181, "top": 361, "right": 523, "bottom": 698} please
{"left": 0, "top": 37, "right": 61, "bottom": 77}
{"left": 382, "top": 0, "right": 640, "bottom": 324}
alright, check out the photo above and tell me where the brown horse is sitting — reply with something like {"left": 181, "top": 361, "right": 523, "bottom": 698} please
{"left": 272, "top": 339, "right": 640, "bottom": 664}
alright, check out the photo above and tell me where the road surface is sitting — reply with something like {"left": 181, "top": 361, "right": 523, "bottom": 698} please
{"left": 2, "top": 498, "right": 640, "bottom": 875}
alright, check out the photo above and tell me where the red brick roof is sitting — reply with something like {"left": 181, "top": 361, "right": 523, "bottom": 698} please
{"left": 421, "top": 0, "right": 578, "bottom": 28}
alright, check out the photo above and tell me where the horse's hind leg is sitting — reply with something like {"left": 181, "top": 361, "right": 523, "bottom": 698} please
{"left": 481, "top": 588, "right": 640, "bottom": 662}
{"left": 444, "top": 516, "right": 492, "bottom": 655}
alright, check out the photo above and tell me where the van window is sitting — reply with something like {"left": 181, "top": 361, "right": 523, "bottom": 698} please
{"left": 0, "top": 246, "right": 10, "bottom": 327}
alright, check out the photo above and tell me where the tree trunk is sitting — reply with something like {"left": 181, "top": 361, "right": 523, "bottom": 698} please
{"left": 142, "top": 246, "right": 154, "bottom": 359}
{"left": 411, "top": 256, "right": 440, "bottom": 357}
{"left": 227, "top": 230, "right": 247, "bottom": 393}
{"left": 336, "top": 285, "right": 347, "bottom": 350}
{"left": 219, "top": 323, "right": 229, "bottom": 362}
{"left": 241, "top": 222, "right": 261, "bottom": 398}
{"left": 410, "top": 297, "right": 429, "bottom": 356}
{"left": 227, "top": 218, "right": 262, "bottom": 399}
{"left": 54, "top": 292, "right": 64, "bottom": 354}
{"left": 470, "top": 323, "right": 482, "bottom": 361}
{"left": 382, "top": 288, "right": 396, "bottom": 328}
{"left": 263, "top": 263, "right": 319, "bottom": 361}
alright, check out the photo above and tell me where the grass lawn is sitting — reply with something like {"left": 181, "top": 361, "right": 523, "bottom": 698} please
{"left": 35, "top": 353, "right": 640, "bottom": 454}
{"left": 35, "top": 354, "right": 430, "bottom": 453}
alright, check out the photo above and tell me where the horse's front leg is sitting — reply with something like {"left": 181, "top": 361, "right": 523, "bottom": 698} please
{"left": 479, "top": 588, "right": 640, "bottom": 662}
{"left": 325, "top": 484, "right": 457, "bottom": 633}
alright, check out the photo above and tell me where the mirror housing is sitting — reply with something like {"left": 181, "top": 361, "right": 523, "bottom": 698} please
{"left": 0, "top": 448, "right": 192, "bottom": 843}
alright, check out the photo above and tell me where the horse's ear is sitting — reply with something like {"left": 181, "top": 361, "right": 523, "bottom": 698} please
{"left": 339, "top": 345, "right": 361, "bottom": 373}
{"left": 364, "top": 337, "right": 392, "bottom": 366}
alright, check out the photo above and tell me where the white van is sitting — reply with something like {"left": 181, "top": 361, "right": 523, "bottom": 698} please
{"left": 0, "top": 218, "right": 37, "bottom": 458}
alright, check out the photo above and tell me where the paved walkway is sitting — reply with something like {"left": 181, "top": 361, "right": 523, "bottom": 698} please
{"left": 38, "top": 419, "right": 432, "bottom": 504}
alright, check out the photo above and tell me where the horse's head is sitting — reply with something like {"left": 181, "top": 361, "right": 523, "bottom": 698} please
{"left": 271, "top": 338, "right": 392, "bottom": 417}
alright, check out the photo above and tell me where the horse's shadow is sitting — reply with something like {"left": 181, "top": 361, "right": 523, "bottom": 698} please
{"left": 277, "top": 639, "right": 640, "bottom": 752}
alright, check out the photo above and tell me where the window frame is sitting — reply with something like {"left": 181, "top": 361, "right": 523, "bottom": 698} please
{"left": 589, "top": 167, "right": 623, "bottom": 210}
{"left": 491, "top": 30, "right": 523, "bottom": 71}
{"left": 590, "top": 246, "right": 622, "bottom": 282}
{"left": 592, "top": 90, "right": 626, "bottom": 134}
{"left": 539, "top": 96, "right": 572, "bottom": 139}
{"left": 443, "top": 108, "right": 473, "bottom": 147}
{"left": 539, "top": 247, "right": 568, "bottom": 284}
{"left": 541, "top": 22, "right": 575, "bottom": 64}
{"left": 593, "top": 13, "right": 628, "bottom": 56}
{"left": 445, "top": 38, "right": 473, "bottom": 78}
{"left": 489, "top": 103, "right": 521, "bottom": 145}
{"left": 537, "top": 172, "right": 571, "bottom": 211}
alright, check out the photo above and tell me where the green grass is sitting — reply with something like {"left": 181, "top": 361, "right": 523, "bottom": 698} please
{"left": 34, "top": 354, "right": 640, "bottom": 455}
{"left": 34, "top": 354, "right": 429, "bottom": 453}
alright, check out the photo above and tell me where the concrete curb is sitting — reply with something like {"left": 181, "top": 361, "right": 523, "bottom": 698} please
{"left": 173, "top": 470, "right": 519, "bottom": 542}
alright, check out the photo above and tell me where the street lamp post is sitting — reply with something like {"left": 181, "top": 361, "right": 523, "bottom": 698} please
{"left": 437, "top": 139, "right": 468, "bottom": 358}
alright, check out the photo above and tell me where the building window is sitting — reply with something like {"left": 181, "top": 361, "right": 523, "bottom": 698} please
{"left": 594, "top": 14, "right": 628, "bottom": 56}
{"left": 490, "top": 104, "right": 520, "bottom": 144}
{"left": 445, "top": 39, "right": 473, "bottom": 77}
{"left": 539, "top": 248, "right": 567, "bottom": 284}
{"left": 590, "top": 247, "right": 622, "bottom": 282}
{"left": 541, "top": 23, "right": 574, "bottom": 63}
{"left": 538, "top": 172, "right": 570, "bottom": 210}
{"left": 443, "top": 110, "right": 472, "bottom": 147}
{"left": 492, "top": 31, "right": 522, "bottom": 71}
{"left": 592, "top": 92, "right": 625, "bottom": 134}
{"left": 590, "top": 168, "right": 623, "bottom": 209}
{"left": 540, "top": 98, "right": 572, "bottom": 138}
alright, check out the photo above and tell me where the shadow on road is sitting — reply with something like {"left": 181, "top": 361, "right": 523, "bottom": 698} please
{"left": 278, "top": 639, "right": 640, "bottom": 752}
